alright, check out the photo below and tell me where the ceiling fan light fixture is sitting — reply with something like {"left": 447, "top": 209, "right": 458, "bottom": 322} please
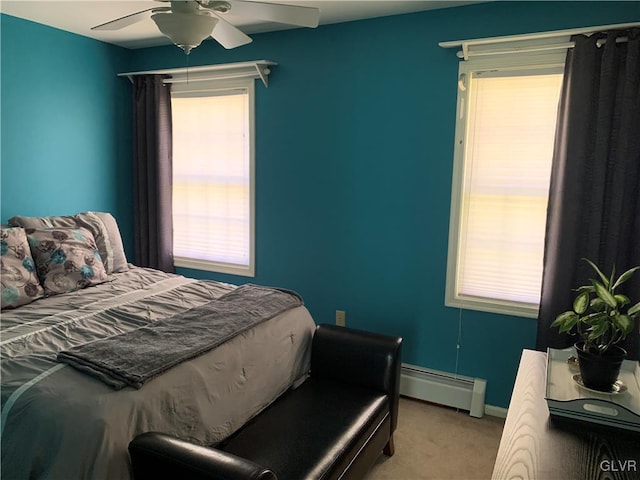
{"left": 151, "top": 12, "right": 218, "bottom": 54}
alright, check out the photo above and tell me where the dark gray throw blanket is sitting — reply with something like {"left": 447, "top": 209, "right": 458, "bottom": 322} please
{"left": 57, "top": 284, "right": 303, "bottom": 389}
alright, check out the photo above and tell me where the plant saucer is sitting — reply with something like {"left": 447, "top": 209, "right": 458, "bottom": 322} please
{"left": 572, "top": 374, "right": 627, "bottom": 395}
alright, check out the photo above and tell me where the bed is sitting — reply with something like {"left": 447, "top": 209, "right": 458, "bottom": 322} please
{"left": 0, "top": 214, "right": 315, "bottom": 480}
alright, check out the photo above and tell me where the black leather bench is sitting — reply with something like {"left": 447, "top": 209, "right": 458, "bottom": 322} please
{"left": 129, "top": 324, "right": 402, "bottom": 480}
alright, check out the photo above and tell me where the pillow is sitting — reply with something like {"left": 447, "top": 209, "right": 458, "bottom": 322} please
{"left": 75, "top": 212, "right": 129, "bottom": 273}
{"left": 26, "top": 227, "right": 108, "bottom": 296}
{"left": 7, "top": 214, "right": 78, "bottom": 229}
{"left": 9, "top": 212, "right": 129, "bottom": 274}
{"left": 1, "top": 227, "right": 45, "bottom": 309}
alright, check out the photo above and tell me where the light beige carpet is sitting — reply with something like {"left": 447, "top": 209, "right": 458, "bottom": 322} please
{"left": 367, "top": 397, "right": 505, "bottom": 480}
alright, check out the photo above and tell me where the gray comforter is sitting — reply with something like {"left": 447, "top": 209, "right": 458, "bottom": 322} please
{"left": 58, "top": 285, "right": 303, "bottom": 389}
{"left": 1, "top": 267, "right": 315, "bottom": 480}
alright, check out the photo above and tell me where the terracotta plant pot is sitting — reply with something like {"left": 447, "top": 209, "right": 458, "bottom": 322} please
{"left": 575, "top": 342, "right": 626, "bottom": 392}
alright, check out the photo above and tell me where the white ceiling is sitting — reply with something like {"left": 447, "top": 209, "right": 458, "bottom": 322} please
{"left": 1, "top": 0, "right": 483, "bottom": 49}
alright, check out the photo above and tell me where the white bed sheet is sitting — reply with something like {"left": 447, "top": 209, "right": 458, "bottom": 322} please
{"left": 1, "top": 267, "right": 315, "bottom": 479}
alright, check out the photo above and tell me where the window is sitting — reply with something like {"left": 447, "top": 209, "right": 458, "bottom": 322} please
{"left": 446, "top": 53, "right": 564, "bottom": 318}
{"left": 171, "top": 80, "right": 255, "bottom": 276}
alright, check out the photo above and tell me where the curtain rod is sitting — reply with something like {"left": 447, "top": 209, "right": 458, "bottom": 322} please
{"left": 440, "top": 22, "right": 638, "bottom": 60}
{"left": 439, "top": 21, "right": 640, "bottom": 49}
{"left": 596, "top": 36, "right": 629, "bottom": 47}
{"left": 453, "top": 36, "right": 630, "bottom": 59}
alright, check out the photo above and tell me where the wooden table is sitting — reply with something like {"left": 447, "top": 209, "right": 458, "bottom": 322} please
{"left": 492, "top": 349, "right": 640, "bottom": 480}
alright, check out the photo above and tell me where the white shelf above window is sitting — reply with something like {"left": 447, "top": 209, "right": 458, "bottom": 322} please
{"left": 439, "top": 21, "right": 640, "bottom": 60}
{"left": 118, "top": 60, "right": 277, "bottom": 87}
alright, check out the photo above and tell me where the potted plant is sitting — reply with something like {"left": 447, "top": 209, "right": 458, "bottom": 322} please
{"left": 551, "top": 258, "right": 640, "bottom": 392}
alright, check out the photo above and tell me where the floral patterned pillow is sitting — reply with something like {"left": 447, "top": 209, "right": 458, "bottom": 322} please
{"left": 26, "top": 227, "right": 108, "bottom": 295}
{"left": 1, "top": 227, "right": 45, "bottom": 309}
{"left": 9, "top": 212, "right": 129, "bottom": 274}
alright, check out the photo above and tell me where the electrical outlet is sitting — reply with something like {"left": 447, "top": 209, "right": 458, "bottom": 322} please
{"left": 335, "top": 310, "right": 346, "bottom": 327}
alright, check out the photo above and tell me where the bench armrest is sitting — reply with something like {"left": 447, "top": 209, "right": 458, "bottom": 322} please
{"left": 129, "top": 432, "right": 277, "bottom": 480}
{"left": 311, "top": 324, "right": 402, "bottom": 432}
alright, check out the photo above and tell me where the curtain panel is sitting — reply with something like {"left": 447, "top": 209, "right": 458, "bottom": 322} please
{"left": 537, "top": 28, "right": 640, "bottom": 358}
{"left": 132, "top": 75, "right": 175, "bottom": 273}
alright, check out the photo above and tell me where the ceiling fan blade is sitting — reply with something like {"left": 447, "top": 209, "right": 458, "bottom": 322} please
{"left": 92, "top": 7, "right": 169, "bottom": 31}
{"left": 226, "top": 0, "right": 319, "bottom": 28}
{"left": 210, "top": 15, "right": 253, "bottom": 49}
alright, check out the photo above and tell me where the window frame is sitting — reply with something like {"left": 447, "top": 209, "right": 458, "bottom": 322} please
{"left": 445, "top": 51, "right": 566, "bottom": 318}
{"left": 171, "top": 78, "right": 256, "bottom": 277}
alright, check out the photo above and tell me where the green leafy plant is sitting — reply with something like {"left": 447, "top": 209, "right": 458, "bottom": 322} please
{"left": 551, "top": 258, "right": 640, "bottom": 355}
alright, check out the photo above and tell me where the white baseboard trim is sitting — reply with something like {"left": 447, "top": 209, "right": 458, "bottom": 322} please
{"left": 484, "top": 404, "right": 508, "bottom": 418}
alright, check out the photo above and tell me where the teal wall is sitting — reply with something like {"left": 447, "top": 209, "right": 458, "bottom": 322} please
{"left": 0, "top": 14, "right": 133, "bottom": 253}
{"left": 130, "top": 1, "right": 639, "bottom": 407}
{"left": 1, "top": 2, "right": 638, "bottom": 407}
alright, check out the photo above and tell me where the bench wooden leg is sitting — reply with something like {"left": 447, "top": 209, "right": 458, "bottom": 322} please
{"left": 383, "top": 436, "right": 395, "bottom": 457}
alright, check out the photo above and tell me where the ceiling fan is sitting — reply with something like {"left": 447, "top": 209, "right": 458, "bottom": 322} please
{"left": 92, "top": 0, "right": 320, "bottom": 54}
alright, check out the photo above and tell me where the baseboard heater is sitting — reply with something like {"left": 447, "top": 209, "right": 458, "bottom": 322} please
{"left": 399, "top": 363, "right": 487, "bottom": 418}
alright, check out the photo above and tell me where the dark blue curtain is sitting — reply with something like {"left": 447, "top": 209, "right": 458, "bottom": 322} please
{"left": 133, "top": 75, "right": 174, "bottom": 272}
{"left": 537, "top": 28, "right": 640, "bottom": 358}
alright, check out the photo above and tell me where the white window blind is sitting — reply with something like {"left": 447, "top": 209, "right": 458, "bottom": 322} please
{"left": 171, "top": 85, "right": 254, "bottom": 276}
{"left": 446, "top": 60, "right": 563, "bottom": 317}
